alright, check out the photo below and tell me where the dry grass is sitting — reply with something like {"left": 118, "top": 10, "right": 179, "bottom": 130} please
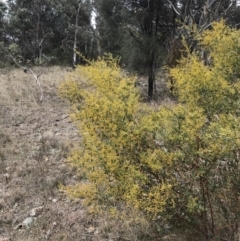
{"left": 0, "top": 66, "right": 83, "bottom": 240}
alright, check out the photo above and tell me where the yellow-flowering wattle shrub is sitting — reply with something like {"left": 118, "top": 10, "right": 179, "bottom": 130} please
{"left": 169, "top": 20, "right": 240, "bottom": 116}
{"left": 60, "top": 22, "right": 240, "bottom": 239}
{"left": 165, "top": 21, "right": 240, "bottom": 239}
{"left": 59, "top": 55, "right": 174, "bottom": 216}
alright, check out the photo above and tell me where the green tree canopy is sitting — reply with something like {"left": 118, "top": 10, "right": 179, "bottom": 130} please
{"left": 5, "top": 0, "right": 95, "bottom": 65}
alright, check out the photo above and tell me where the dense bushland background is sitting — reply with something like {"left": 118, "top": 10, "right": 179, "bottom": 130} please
{"left": 1, "top": 0, "right": 240, "bottom": 98}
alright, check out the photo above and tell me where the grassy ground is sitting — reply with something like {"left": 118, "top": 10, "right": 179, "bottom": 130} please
{"left": 0, "top": 66, "right": 97, "bottom": 241}
{"left": 0, "top": 67, "right": 174, "bottom": 241}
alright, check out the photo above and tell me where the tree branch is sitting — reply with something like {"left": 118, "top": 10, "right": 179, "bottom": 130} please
{"left": 167, "top": 0, "right": 181, "bottom": 16}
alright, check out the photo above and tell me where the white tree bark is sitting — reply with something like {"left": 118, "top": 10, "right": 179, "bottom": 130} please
{"left": 73, "top": 1, "right": 81, "bottom": 67}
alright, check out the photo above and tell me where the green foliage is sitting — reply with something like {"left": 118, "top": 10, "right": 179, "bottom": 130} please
{"left": 5, "top": 0, "right": 95, "bottom": 65}
{"left": 61, "top": 21, "right": 240, "bottom": 240}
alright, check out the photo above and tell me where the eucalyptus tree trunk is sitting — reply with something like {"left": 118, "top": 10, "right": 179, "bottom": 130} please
{"left": 73, "top": 1, "right": 81, "bottom": 67}
{"left": 148, "top": 54, "right": 155, "bottom": 100}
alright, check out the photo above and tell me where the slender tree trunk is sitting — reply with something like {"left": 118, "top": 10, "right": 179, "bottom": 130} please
{"left": 94, "top": 26, "right": 102, "bottom": 56}
{"left": 38, "top": 38, "right": 44, "bottom": 65}
{"left": 36, "top": 13, "right": 41, "bottom": 63}
{"left": 73, "top": 1, "right": 81, "bottom": 67}
{"left": 148, "top": 51, "right": 155, "bottom": 100}
{"left": 148, "top": 65, "right": 154, "bottom": 100}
